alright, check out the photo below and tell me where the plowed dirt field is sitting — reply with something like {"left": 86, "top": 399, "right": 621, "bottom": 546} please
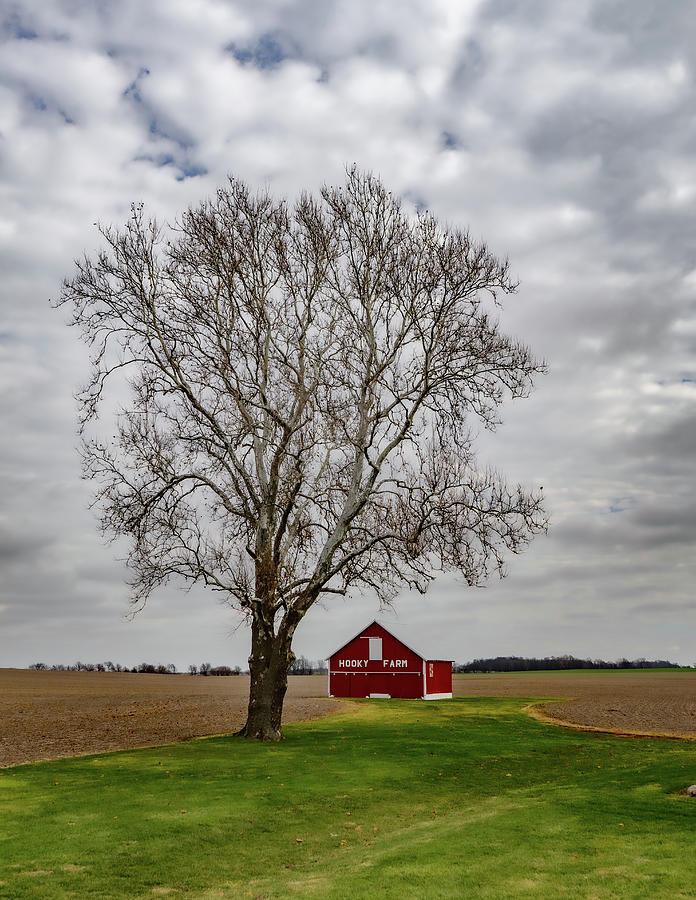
{"left": 454, "top": 670, "right": 696, "bottom": 740}
{"left": 2, "top": 669, "right": 695, "bottom": 767}
{"left": 0, "top": 670, "right": 346, "bottom": 767}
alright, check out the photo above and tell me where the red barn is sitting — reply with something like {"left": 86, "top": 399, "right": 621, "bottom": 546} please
{"left": 327, "top": 621, "right": 453, "bottom": 700}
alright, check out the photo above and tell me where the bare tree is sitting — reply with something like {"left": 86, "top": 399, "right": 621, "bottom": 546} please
{"left": 58, "top": 167, "right": 546, "bottom": 740}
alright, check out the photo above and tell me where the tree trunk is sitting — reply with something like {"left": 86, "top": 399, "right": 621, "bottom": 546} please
{"left": 238, "top": 616, "right": 295, "bottom": 741}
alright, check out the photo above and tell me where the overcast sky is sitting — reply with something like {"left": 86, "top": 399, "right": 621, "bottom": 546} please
{"left": 1, "top": 0, "right": 695, "bottom": 671}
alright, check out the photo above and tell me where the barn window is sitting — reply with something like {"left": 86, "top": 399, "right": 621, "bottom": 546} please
{"left": 368, "top": 638, "right": 382, "bottom": 660}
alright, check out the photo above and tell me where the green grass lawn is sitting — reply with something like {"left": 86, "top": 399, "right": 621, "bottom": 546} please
{"left": 2, "top": 698, "right": 696, "bottom": 899}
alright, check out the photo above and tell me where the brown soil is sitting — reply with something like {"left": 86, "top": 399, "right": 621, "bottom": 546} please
{"left": 453, "top": 670, "right": 696, "bottom": 739}
{"left": 3, "top": 669, "right": 695, "bottom": 768}
{"left": 0, "top": 669, "right": 346, "bottom": 768}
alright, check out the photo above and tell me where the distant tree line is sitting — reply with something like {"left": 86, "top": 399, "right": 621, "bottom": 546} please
{"left": 188, "top": 663, "right": 244, "bottom": 676}
{"left": 27, "top": 661, "right": 246, "bottom": 675}
{"left": 455, "top": 655, "right": 682, "bottom": 673}
{"left": 26, "top": 658, "right": 328, "bottom": 675}
{"left": 29, "top": 655, "right": 685, "bottom": 676}
{"left": 289, "top": 656, "right": 328, "bottom": 675}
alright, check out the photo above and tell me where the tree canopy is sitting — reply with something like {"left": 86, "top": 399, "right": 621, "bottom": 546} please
{"left": 59, "top": 167, "right": 546, "bottom": 738}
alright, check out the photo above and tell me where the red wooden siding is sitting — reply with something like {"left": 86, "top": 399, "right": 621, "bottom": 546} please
{"left": 424, "top": 660, "right": 452, "bottom": 697}
{"left": 329, "top": 671, "right": 423, "bottom": 699}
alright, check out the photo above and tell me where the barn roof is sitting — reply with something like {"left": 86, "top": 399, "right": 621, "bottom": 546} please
{"left": 327, "top": 619, "right": 452, "bottom": 661}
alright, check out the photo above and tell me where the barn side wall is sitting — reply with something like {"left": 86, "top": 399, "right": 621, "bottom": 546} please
{"left": 424, "top": 660, "right": 453, "bottom": 699}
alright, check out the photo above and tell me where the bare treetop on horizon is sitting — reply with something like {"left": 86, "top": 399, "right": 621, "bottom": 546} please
{"left": 58, "top": 166, "right": 546, "bottom": 739}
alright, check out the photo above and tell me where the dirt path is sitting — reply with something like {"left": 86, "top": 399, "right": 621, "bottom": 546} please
{"left": 454, "top": 671, "right": 696, "bottom": 739}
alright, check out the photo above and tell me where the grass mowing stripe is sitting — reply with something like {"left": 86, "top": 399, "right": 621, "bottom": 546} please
{"left": 1, "top": 698, "right": 696, "bottom": 898}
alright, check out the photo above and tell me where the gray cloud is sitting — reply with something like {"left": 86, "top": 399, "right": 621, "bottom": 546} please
{"left": 0, "top": 529, "right": 51, "bottom": 564}
{"left": 1, "top": 0, "right": 695, "bottom": 669}
{"left": 591, "top": 0, "right": 696, "bottom": 63}
{"left": 631, "top": 503, "right": 696, "bottom": 544}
